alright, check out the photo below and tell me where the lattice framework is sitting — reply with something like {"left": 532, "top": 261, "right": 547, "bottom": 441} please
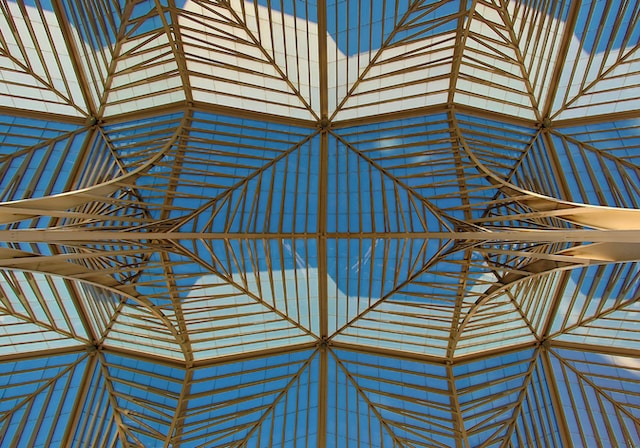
{"left": 0, "top": 0, "right": 639, "bottom": 446}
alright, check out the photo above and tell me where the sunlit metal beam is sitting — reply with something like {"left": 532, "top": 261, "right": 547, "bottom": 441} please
{"left": 60, "top": 352, "right": 97, "bottom": 448}
{"left": 3, "top": 229, "right": 640, "bottom": 243}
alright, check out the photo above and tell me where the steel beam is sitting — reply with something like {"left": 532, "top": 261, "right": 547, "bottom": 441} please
{"left": 540, "top": 348, "right": 573, "bottom": 447}
{"left": 60, "top": 352, "right": 97, "bottom": 448}
{"left": 2, "top": 229, "right": 639, "bottom": 243}
{"left": 550, "top": 339, "right": 640, "bottom": 359}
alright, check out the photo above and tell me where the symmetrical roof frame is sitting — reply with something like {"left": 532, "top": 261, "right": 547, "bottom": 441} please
{"left": 0, "top": 0, "right": 639, "bottom": 446}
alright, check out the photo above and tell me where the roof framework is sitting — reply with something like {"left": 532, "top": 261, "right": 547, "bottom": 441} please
{"left": 0, "top": 0, "right": 639, "bottom": 446}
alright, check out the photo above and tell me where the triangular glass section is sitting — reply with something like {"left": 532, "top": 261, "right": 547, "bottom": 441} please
{"left": 454, "top": 113, "right": 539, "bottom": 180}
{"left": 498, "top": 0, "right": 572, "bottom": 114}
{"left": 0, "top": 270, "right": 89, "bottom": 354}
{"left": 102, "top": 112, "right": 183, "bottom": 172}
{"left": 178, "top": 1, "right": 318, "bottom": 119}
{"left": 331, "top": 348, "right": 457, "bottom": 447}
{"left": 0, "top": 115, "right": 86, "bottom": 204}
{"left": 333, "top": 113, "right": 499, "bottom": 221}
{"left": 455, "top": 1, "right": 539, "bottom": 119}
{"left": 63, "top": 0, "right": 181, "bottom": 115}
{"left": 548, "top": 119, "right": 640, "bottom": 208}
{"left": 179, "top": 128, "right": 319, "bottom": 234}
{"left": 330, "top": 0, "right": 464, "bottom": 120}
{"left": 71, "top": 353, "right": 122, "bottom": 446}
{"left": 241, "top": 350, "right": 320, "bottom": 447}
{"left": 96, "top": 250, "right": 186, "bottom": 359}
{"left": 327, "top": 237, "right": 447, "bottom": 347}
{"left": 101, "top": 5, "right": 184, "bottom": 115}
{"left": 456, "top": 290, "right": 536, "bottom": 357}
{"left": 179, "top": 349, "right": 316, "bottom": 446}
{"left": 509, "top": 353, "right": 563, "bottom": 447}
{"left": 163, "top": 250, "right": 317, "bottom": 359}
{"left": 0, "top": 351, "right": 88, "bottom": 447}
{"left": 550, "top": 262, "right": 640, "bottom": 350}
{"left": 549, "top": 347, "right": 640, "bottom": 447}
{"left": 551, "top": 1, "right": 640, "bottom": 120}
{"left": 505, "top": 270, "right": 563, "bottom": 339}
{"left": 0, "top": 2, "right": 87, "bottom": 116}
{"left": 105, "top": 301, "right": 185, "bottom": 360}
{"left": 327, "top": 132, "right": 447, "bottom": 233}
{"left": 454, "top": 348, "right": 538, "bottom": 446}
{"left": 176, "top": 237, "right": 321, "bottom": 339}
{"left": 101, "top": 352, "right": 185, "bottom": 447}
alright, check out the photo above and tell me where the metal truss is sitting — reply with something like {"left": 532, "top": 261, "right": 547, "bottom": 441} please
{"left": 0, "top": 0, "right": 639, "bottom": 446}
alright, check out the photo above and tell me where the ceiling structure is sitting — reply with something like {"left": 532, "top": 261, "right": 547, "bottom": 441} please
{"left": 0, "top": 0, "right": 639, "bottom": 446}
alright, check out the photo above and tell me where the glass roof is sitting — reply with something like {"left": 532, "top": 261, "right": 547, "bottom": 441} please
{"left": 0, "top": 0, "right": 639, "bottom": 446}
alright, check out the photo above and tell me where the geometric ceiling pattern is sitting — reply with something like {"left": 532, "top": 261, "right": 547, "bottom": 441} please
{"left": 0, "top": 0, "right": 639, "bottom": 446}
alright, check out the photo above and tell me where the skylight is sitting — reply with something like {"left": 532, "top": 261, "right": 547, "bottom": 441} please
{"left": 0, "top": 0, "right": 639, "bottom": 446}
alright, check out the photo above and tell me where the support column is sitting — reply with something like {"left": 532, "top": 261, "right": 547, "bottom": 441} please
{"left": 540, "top": 347, "right": 572, "bottom": 447}
{"left": 317, "top": 343, "right": 329, "bottom": 448}
{"left": 60, "top": 350, "right": 98, "bottom": 447}
{"left": 317, "top": 0, "right": 329, "bottom": 445}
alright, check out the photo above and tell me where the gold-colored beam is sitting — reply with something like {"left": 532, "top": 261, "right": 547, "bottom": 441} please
{"left": 155, "top": 0, "right": 192, "bottom": 104}
{"left": 540, "top": 348, "right": 575, "bottom": 448}
{"left": 0, "top": 205, "right": 155, "bottom": 223}
{"left": 541, "top": 1, "right": 580, "bottom": 120}
{"left": 550, "top": 339, "right": 640, "bottom": 359}
{"left": 330, "top": 340, "right": 539, "bottom": 366}
{"left": 317, "top": 1, "right": 330, "bottom": 441}
{"left": 447, "top": 0, "right": 474, "bottom": 106}
{"left": 99, "top": 340, "right": 318, "bottom": 369}
{"left": 155, "top": 105, "right": 195, "bottom": 369}
{"left": 318, "top": 0, "right": 328, "bottom": 121}
{"left": 60, "top": 352, "right": 98, "bottom": 448}
{"left": 102, "top": 100, "right": 188, "bottom": 124}
{"left": 0, "top": 344, "right": 87, "bottom": 363}
{"left": 3, "top": 229, "right": 640, "bottom": 243}
{"left": 317, "top": 344, "right": 328, "bottom": 448}
{"left": 540, "top": 129, "right": 573, "bottom": 201}
{"left": 96, "top": 351, "right": 131, "bottom": 446}
{"left": 99, "top": 93, "right": 640, "bottom": 132}
{"left": 0, "top": 105, "right": 86, "bottom": 126}
{"left": 50, "top": 0, "right": 95, "bottom": 117}
{"left": 553, "top": 108, "right": 640, "bottom": 128}
{"left": 446, "top": 363, "right": 469, "bottom": 448}
{"left": 318, "top": 134, "right": 329, "bottom": 339}
{"left": 330, "top": 340, "right": 446, "bottom": 364}
{"left": 5, "top": 99, "right": 631, "bottom": 137}
{"left": 331, "top": 103, "right": 450, "bottom": 129}
{"left": 191, "top": 101, "right": 317, "bottom": 128}
{"left": 454, "top": 341, "right": 539, "bottom": 365}
{"left": 165, "top": 367, "right": 193, "bottom": 448}
{"left": 204, "top": 98, "right": 640, "bottom": 133}
{"left": 447, "top": 105, "right": 477, "bottom": 363}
